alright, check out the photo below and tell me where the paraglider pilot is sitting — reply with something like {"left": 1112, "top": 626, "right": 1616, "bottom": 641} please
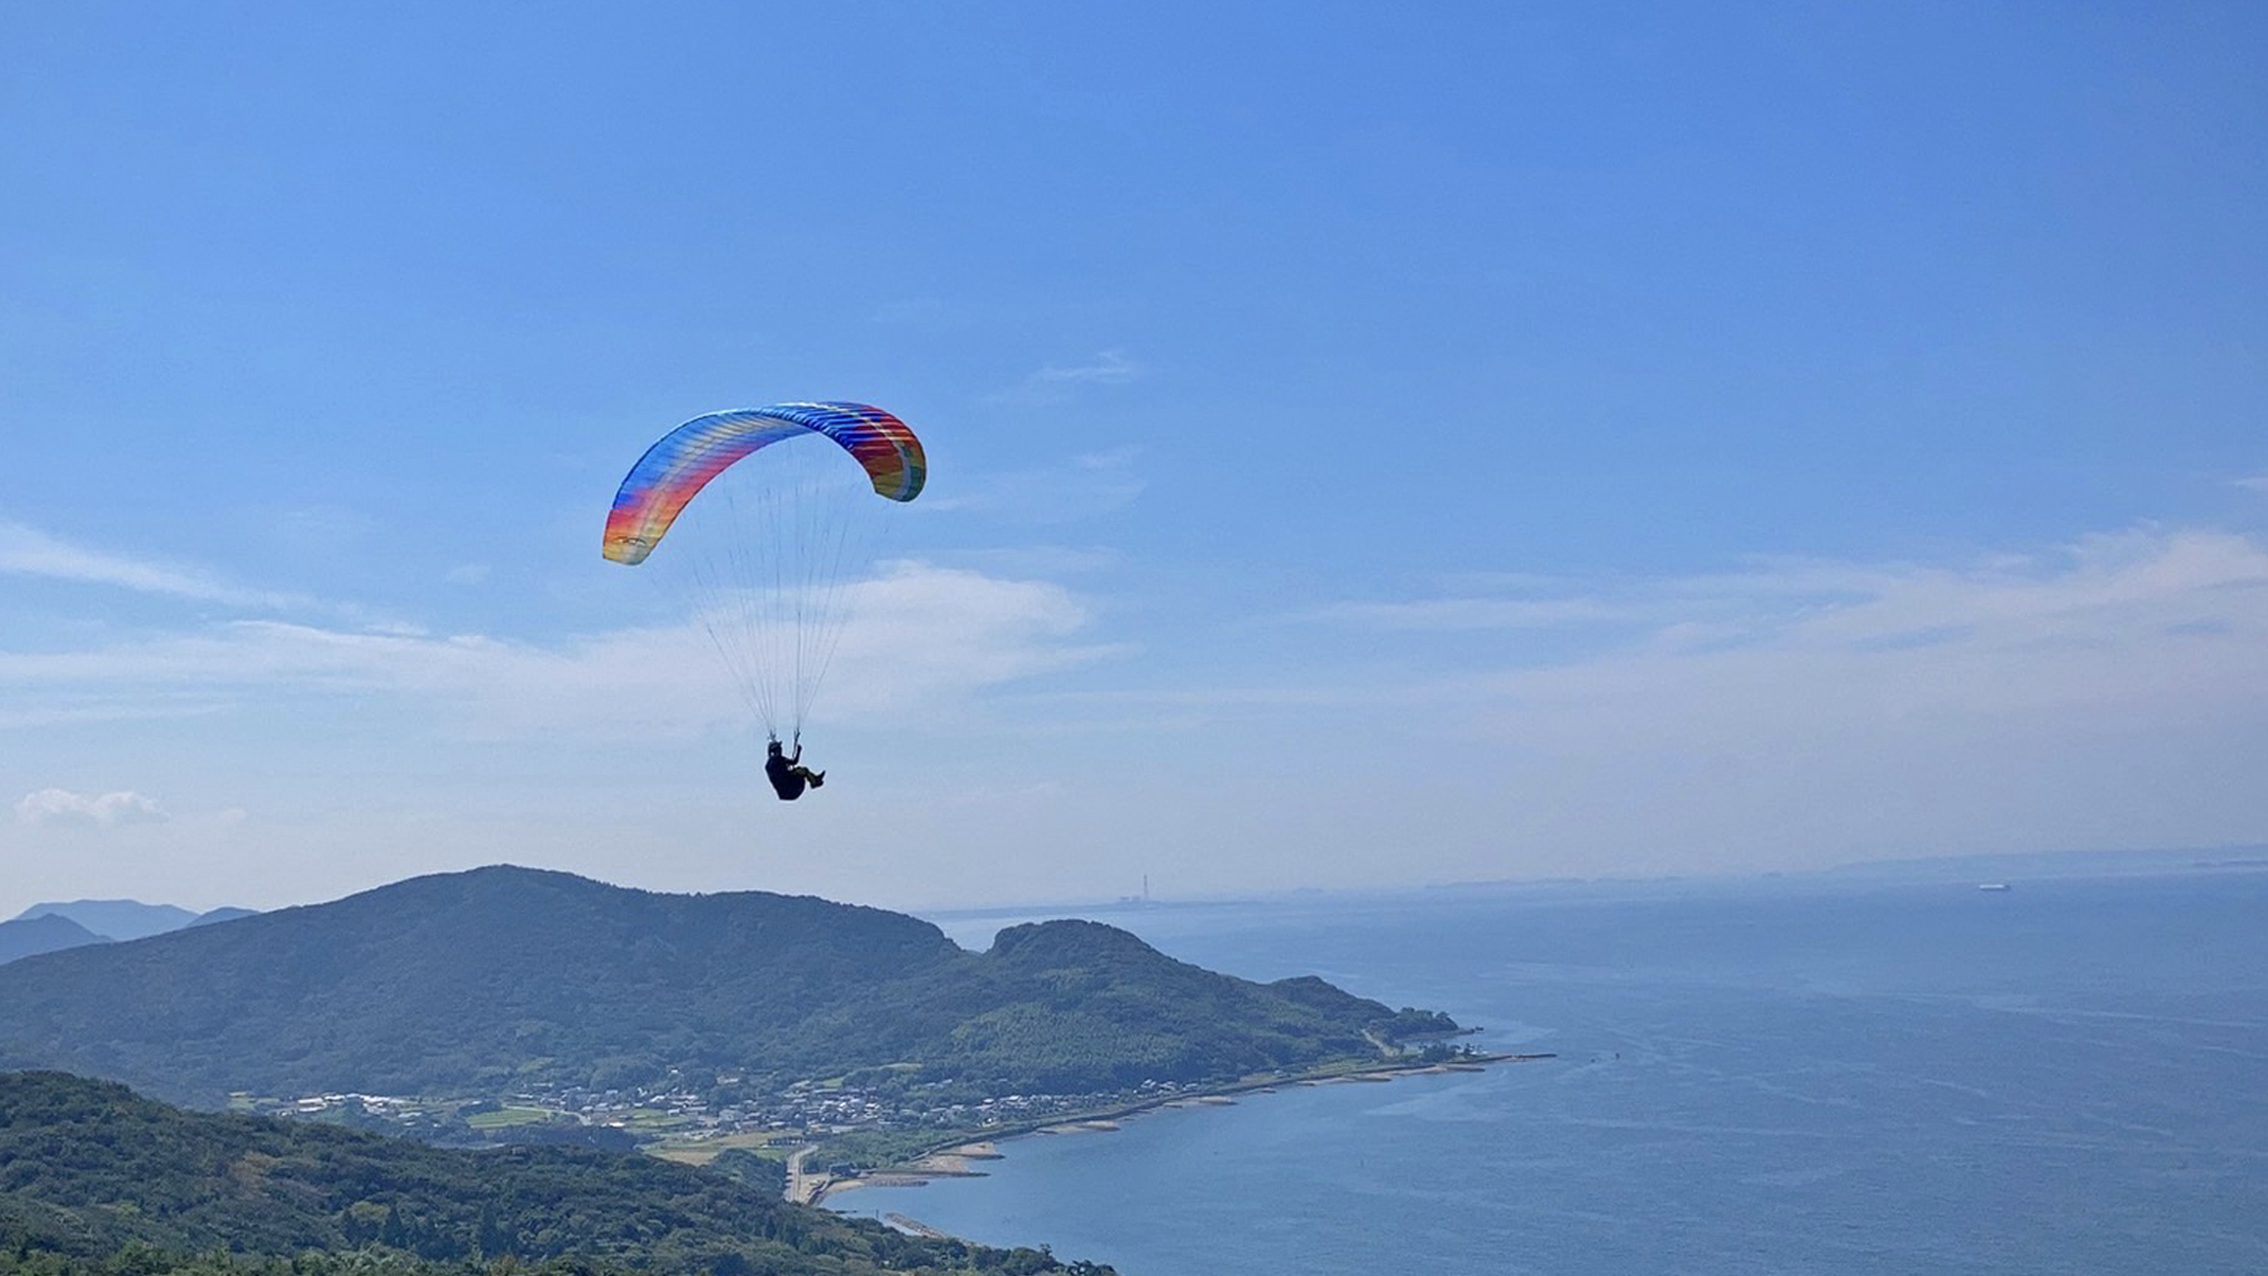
{"left": 765, "top": 737, "right": 825, "bottom": 801}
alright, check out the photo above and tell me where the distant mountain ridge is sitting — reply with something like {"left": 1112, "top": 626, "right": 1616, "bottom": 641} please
{"left": 186, "top": 905, "right": 260, "bottom": 927}
{"left": 0, "top": 865, "right": 1450, "bottom": 1105}
{"left": 0, "top": 914, "right": 107, "bottom": 967}
{"left": 9, "top": 898, "right": 256, "bottom": 941}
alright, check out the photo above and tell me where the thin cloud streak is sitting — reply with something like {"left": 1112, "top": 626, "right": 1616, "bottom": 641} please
{"left": 1031, "top": 350, "right": 1139, "bottom": 385}
{"left": 1302, "top": 528, "right": 2268, "bottom": 646}
{"left": 0, "top": 517, "right": 408, "bottom": 629}
{"left": 986, "top": 350, "right": 1142, "bottom": 406}
{"left": 0, "top": 519, "right": 304, "bottom": 611}
{"left": 1408, "top": 530, "right": 2268, "bottom": 779}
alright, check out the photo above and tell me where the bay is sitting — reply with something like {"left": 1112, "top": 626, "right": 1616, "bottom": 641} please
{"left": 830, "top": 869, "right": 2268, "bottom": 1275}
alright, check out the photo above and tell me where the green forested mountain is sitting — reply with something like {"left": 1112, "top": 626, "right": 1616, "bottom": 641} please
{"left": 0, "top": 866, "right": 1449, "bottom": 1103}
{"left": 0, "top": 1071, "right": 1105, "bottom": 1275}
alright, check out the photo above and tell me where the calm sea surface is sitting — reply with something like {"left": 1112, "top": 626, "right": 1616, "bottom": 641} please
{"left": 833, "top": 870, "right": 2268, "bottom": 1275}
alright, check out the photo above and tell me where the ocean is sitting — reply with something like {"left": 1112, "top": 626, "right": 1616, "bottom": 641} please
{"left": 829, "top": 868, "right": 2268, "bottom": 1275}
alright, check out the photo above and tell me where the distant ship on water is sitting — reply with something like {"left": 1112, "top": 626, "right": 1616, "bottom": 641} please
{"left": 1977, "top": 882, "right": 2012, "bottom": 892}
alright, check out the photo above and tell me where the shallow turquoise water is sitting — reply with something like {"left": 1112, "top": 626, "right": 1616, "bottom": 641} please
{"left": 840, "top": 872, "right": 2268, "bottom": 1275}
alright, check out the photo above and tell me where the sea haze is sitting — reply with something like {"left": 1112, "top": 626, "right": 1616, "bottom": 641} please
{"left": 853, "top": 870, "right": 2268, "bottom": 1275}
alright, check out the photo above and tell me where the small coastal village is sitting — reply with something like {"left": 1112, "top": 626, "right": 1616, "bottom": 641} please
{"left": 271, "top": 1073, "right": 1218, "bottom": 1145}
{"left": 266, "top": 1039, "right": 1519, "bottom": 1186}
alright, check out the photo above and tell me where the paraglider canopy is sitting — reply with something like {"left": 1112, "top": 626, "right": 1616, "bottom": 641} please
{"left": 603, "top": 401, "right": 926, "bottom": 743}
{"left": 604, "top": 402, "right": 925, "bottom": 566}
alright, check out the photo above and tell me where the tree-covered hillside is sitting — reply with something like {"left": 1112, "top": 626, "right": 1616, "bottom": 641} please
{"left": 0, "top": 867, "right": 1452, "bottom": 1104}
{"left": 877, "top": 920, "right": 1419, "bottom": 1092}
{"left": 0, "top": 1071, "right": 1107, "bottom": 1276}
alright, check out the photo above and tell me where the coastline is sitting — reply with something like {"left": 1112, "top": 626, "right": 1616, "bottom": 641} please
{"left": 805, "top": 1050, "right": 1553, "bottom": 1207}
{"left": 815, "top": 1140, "right": 1004, "bottom": 1199}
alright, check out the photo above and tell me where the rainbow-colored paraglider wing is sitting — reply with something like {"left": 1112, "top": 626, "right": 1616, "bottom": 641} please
{"left": 602, "top": 402, "right": 925, "bottom": 565}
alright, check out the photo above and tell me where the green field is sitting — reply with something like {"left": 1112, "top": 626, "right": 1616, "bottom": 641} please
{"left": 464, "top": 1105, "right": 554, "bottom": 1129}
{"left": 649, "top": 1132, "right": 786, "bottom": 1166}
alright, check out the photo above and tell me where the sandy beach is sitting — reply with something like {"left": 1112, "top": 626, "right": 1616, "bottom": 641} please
{"left": 1038, "top": 1119, "right": 1123, "bottom": 1134}
{"left": 909, "top": 1140, "right": 1007, "bottom": 1174}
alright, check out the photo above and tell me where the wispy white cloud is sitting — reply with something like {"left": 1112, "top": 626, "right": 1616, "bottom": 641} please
{"left": 0, "top": 562, "right": 1119, "bottom": 741}
{"left": 1360, "top": 530, "right": 2268, "bottom": 864}
{"left": 1033, "top": 350, "right": 1139, "bottom": 385}
{"left": 0, "top": 517, "right": 418, "bottom": 631}
{"left": 444, "top": 563, "right": 491, "bottom": 585}
{"left": 1100, "top": 527, "right": 2268, "bottom": 758}
{"left": 987, "top": 350, "right": 1142, "bottom": 406}
{"left": 1334, "top": 529, "right": 2268, "bottom": 768}
{"left": 822, "top": 562, "right": 1124, "bottom": 714}
{"left": 964, "top": 525, "right": 2268, "bottom": 879}
{"left": 2237, "top": 474, "right": 2268, "bottom": 494}
{"left": 1303, "top": 528, "right": 2268, "bottom": 650}
{"left": 0, "top": 519, "right": 303, "bottom": 610}
{"left": 15, "top": 788, "right": 169, "bottom": 828}
{"left": 10, "top": 514, "right": 2263, "bottom": 895}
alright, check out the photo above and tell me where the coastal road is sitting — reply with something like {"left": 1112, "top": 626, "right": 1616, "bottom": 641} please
{"left": 785, "top": 1144, "right": 828, "bottom": 1204}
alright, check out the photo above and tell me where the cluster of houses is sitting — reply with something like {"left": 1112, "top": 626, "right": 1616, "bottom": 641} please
{"left": 284, "top": 1091, "right": 412, "bottom": 1116}
{"left": 514, "top": 1074, "right": 1210, "bottom": 1141}
{"left": 275, "top": 1072, "right": 1212, "bottom": 1145}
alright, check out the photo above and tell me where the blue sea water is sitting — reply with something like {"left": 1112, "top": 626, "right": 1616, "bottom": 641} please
{"left": 837, "top": 870, "right": 2268, "bottom": 1275}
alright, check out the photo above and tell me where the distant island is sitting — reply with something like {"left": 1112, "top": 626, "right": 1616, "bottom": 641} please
{"left": 0, "top": 866, "right": 1472, "bottom": 1176}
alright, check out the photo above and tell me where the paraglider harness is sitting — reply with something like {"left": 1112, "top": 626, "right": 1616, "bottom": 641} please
{"left": 764, "top": 734, "right": 823, "bottom": 801}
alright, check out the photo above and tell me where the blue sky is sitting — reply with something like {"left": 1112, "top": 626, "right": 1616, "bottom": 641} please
{"left": 5, "top": 2, "right": 2265, "bottom": 915}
